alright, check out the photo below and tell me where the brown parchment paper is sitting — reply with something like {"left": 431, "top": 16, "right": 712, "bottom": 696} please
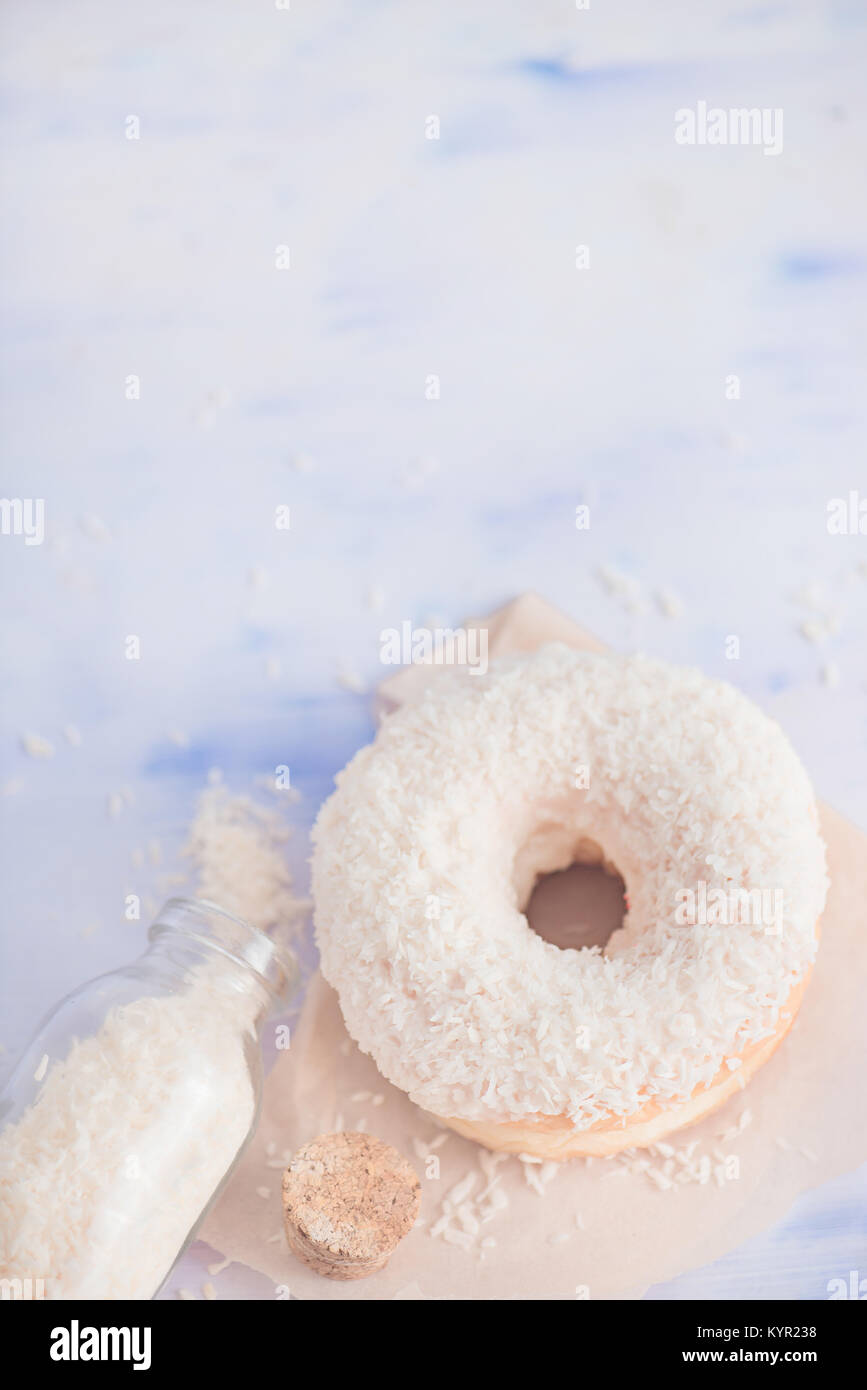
{"left": 202, "top": 594, "right": 867, "bottom": 1299}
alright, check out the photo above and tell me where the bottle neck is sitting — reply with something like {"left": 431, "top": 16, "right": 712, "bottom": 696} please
{"left": 146, "top": 897, "right": 298, "bottom": 1022}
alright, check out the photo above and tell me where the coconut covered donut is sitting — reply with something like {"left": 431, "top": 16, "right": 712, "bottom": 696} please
{"left": 312, "top": 646, "right": 827, "bottom": 1158}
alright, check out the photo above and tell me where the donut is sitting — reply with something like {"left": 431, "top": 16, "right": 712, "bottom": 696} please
{"left": 312, "top": 645, "right": 827, "bottom": 1159}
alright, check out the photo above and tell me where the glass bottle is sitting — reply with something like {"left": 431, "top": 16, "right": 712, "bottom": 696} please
{"left": 0, "top": 897, "right": 297, "bottom": 1300}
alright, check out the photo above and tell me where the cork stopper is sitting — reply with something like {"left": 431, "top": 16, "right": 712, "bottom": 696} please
{"left": 281, "top": 1131, "right": 421, "bottom": 1280}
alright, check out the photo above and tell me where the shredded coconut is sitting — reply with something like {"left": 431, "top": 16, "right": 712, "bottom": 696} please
{"left": 428, "top": 1145, "right": 562, "bottom": 1254}
{"left": 313, "top": 646, "right": 827, "bottom": 1132}
{"left": 821, "top": 662, "right": 840, "bottom": 688}
{"left": 20, "top": 733, "right": 54, "bottom": 760}
{"left": 78, "top": 513, "right": 111, "bottom": 542}
{"left": 183, "top": 784, "right": 306, "bottom": 939}
{"left": 597, "top": 1110, "right": 757, "bottom": 1192}
{"left": 655, "top": 587, "right": 685, "bottom": 619}
{"left": 0, "top": 977, "right": 258, "bottom": 1299}
{"left": 336, "top": 667, "right": 367, "bottom": 695}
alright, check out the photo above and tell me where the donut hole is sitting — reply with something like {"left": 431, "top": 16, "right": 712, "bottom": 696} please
{"left": 523, "top": 837, "right": 627, "bottom": 953}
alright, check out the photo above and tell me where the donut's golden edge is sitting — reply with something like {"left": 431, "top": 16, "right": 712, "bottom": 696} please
{"left": 437, "top": 948, "right": 818, "bottom": 1160}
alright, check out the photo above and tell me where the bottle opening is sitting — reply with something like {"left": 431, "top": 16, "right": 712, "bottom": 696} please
{"left": 150, "top": 897, "right": 298, "bottom": 1002}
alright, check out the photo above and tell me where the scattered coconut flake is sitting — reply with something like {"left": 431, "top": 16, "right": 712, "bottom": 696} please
{"left": 821, "top": 662, "right": 840, "bottom": 688}
{"left": 207, "top": 1257, "right": 232, "bottom": 1276}
{"left": 21, "top": 733, "right": 54, "bottom": 760}
{"left": 799, "top": 613, "right": 840, "bottom": 644}
{"left": 177, "top": 1288, "right": 197, "bottom": 1301}
{"left": 456, "top": 1203, "right": 480, "bottom": 1235}
{"left": 442, "top": 1227, "right": 473, "bottom": 1250}
{"left": 445, "top": 1172, "right": 478, "bottom": 1206}
{"left": 597, "top": 564, "right": 643, "bottom": 610}
{"left": 159, "top": 872, "right": 188, "bottom": 890}
{"left": 336, "top": 666, "right": 367, "bottom": 695}
{"left": 520, "top": 1162, "right": 549, "bottom": 1196}
{"left": 480, "top": 1185, "right": 508, "bottom": 1215}
{"left": 202, "top": 1281, "right": 218, "bottom": 1300}
{"left": 78, "top": 514, "right": 111, "bottom": 542}
{"left": 63, "top": 724, "right": 83, "bottom": 747}
{"left": 655, "top": 587, "right": 684, "bottom": 619}
{"left": 792, "top": 581, "right": 825, "bottom": 610}
{"left": 256, "top": 1186, "right": 271, "bottom": 1199}
{"left": 33, "top": 1054, "right": 49, "bottom": 1083}
{"left": 428, "top": 1214, "right": 451, "bottom": 1239}
{"left": 402, "top": 456, "right": 439, "bottom": 491}
{"left": 182, "top": 783, "right": 306, "bottom": 938}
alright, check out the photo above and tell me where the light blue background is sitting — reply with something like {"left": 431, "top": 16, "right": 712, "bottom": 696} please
{"left": 1, "top": 0, "right": 865, "bottom": 1300}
